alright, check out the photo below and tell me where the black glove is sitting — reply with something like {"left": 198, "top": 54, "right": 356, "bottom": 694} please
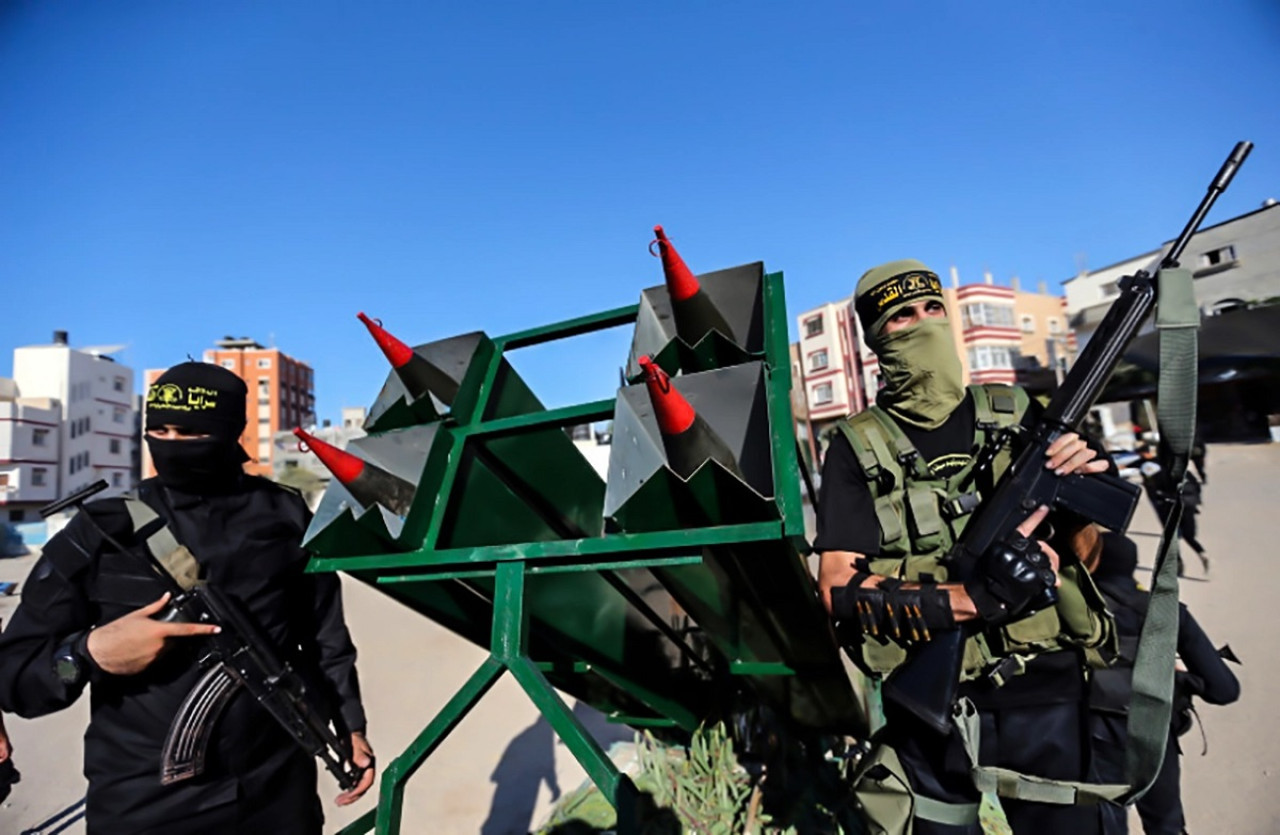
{"left": 963, "top": 534, "right": 1058, "bottom": 626}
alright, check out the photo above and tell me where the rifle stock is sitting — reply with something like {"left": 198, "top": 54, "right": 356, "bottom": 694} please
{"left": 881, "top": 142, "right": 1253, "bottom": 731}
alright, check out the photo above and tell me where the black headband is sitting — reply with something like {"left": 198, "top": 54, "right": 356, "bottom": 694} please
{"left": 855, "top": 270, "right": 944, "bottom": 332}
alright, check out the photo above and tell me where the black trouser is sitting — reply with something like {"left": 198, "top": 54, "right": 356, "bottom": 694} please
{"left": 1093, "top": 712, "right": 1185, "bottom": 835}
{"left": 884, "top": 699, "right": 1099, "bottom": 835}
{"left": 93, "top": 765, "right": 324, "bottom": 835}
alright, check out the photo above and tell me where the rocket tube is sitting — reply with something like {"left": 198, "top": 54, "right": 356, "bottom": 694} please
{"left": 637, "top": 356, "right": 743, "bottom": 480}
{"left": 357, "top": 312, "right": 459, "bottom": 405}
{"left": 293, "top": 427, "right": 416, "bottom": 516}
{"left": 649, "top": 226, "right": 734, "bottom": 345}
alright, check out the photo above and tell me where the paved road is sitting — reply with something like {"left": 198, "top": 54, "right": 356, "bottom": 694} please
{"left": 1, "top": 442, "right": 1277, "bottom": 833}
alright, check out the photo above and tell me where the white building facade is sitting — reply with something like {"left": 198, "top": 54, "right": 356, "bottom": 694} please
{"left": 1064, "top": 200, "right": 1280, "bottom": 349}
{"left": 794, "top": 299, "right": 867, "bottom": 436}
{"left": 0, "top": 378, "right": 62, "bottom": 522}
{"left": 12, "top": 332, "right": 138, "bottom": 503}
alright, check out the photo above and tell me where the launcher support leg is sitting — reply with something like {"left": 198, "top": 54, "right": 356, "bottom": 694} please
{"left": 494, "top": 561, "right": 640, "bottom": 834}
{"left": 373, "top": 656, "right": 506, "bottom": 835}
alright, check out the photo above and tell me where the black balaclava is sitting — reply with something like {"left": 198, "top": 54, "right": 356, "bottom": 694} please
{"left": 144, "top": 362, "right": 249, "bottom": 493}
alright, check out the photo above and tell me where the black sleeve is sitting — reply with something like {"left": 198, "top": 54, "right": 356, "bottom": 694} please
{"left": 307, "top": 571, "right": 367, "bottom": 734}
{"left": 285, "top": 494, "right": 367, "bottom": 736}
{"left": 813, "top": 431, "right": 882, "bottom": 556}
{"left": 1176, "top": 604, "right": 1240, "bottom": 706}
{"left": 0, "top": 514, "right": 99, "bottom": 718}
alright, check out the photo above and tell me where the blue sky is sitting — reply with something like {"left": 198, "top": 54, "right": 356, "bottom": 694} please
{"left": 3, "top": 1, "right": 1278, "bottom": 420}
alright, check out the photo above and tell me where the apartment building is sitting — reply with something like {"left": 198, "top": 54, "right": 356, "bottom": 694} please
{"left": 1064, "top": 198, "right": 1280, "bottom": 440}
{"left": 142, "top": 337, "right": 316, "bottom": 479}
{"left": 794, "top": 299, "right": 866, "bottom": 439}
{"left": 0, "top": 378, "right": 62, "bottom": 522}
{"left": 10, "top": 331, "right": 137, "bottom": 503}
{"left": 1065, "top": 199, "right": 1280, "bottom": 349}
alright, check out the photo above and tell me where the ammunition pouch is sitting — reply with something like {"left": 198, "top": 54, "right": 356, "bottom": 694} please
{"left": 963, "top": 535, "right": 1058, "bottom": 626}
{"left": 831, "top": 578, "right": 956, "bottom": 644}
{"left": 852, "top": 732, "right": 980, "bottom": 835}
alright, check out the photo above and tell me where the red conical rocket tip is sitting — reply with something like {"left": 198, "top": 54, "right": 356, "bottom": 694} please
{"left": 357, "top": 312, "right": 416, "bottom": 370}
{"left": 294, "top": 427, "right": 365, "bottom": 484}
{"left": 649, "top": 225, "right": 700, "bottom": 302}
{"left": 638, "top": 355, "right": 696, "bottom": 436}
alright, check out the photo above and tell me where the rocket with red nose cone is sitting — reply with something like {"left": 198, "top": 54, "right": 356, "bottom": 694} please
{"left": 637, "top": 356, "right": 743, "bottom": 480}
{"left": 294, "top": 427, "right": 416, "bottom": 516}
{"left": 357, "top": 312, "right": 460, "bottom": 405}
{"left": 650, "top": 225, "right": 734, "bottom": 346}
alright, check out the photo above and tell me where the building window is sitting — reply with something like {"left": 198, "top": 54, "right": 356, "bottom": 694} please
{"left": 109, "top": 438, "right": 122, "bottom": 454}
{"left": 804, "top": 315, "right": 824, "bottom": 338}
{"left": 221, "top": 359, "right": 236, "bottom": 369}
{"left": 1047, "top": 318, "right": 1062, "bottom": 334}
{"left": 810, "top": 349, "right": 829, "bottom": 371}
{"left": 812, "top": 382, "right": 833, "bottom": 405}
{"left": 967, "top": 345, "right": 1016, "bottom": 370}
{"left": 113, "top": 406, "right": 126, "bottom": 423}
{"left": 33, "top": 428, "right": 49, "bottom": 446}
{"left": 961, "top": 303, "right": 1015, "bottom": 329}
{"left": 1200, "top": 245, "right": 1237, "bottom": 268}
{"left": 1020, "top": 315, "right": 1035, "bottom": 333}
{"left": 113, "top": 375, "right": 126, "bottom": 392}
{"left": 257, "top": 358, "right": 272, "bottom": 369}
{"left": 112, "top": 472, "right": 124, "bottom": 487}
{"left": 1101, "top": 281, "right": 1120, "bottom": 298}
{"left": 33, "top": 468, "right": 47, "bottom": 486}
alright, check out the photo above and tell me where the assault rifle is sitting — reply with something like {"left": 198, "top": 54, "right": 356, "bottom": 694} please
{"left": 42, "top": 481, "right": 365, "bottom": 791}
{"left": 877, "top": 142, "right": 1253, "bottom": 733}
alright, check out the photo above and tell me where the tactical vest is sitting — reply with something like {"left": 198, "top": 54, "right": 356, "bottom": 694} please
{"left": 832, "top": 384, "right": 1113, "bottom": 679}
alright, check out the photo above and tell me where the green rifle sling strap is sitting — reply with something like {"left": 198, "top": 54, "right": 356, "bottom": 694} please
{"left": 952, "top": 698, "right": 1128, "bottom": 805}
{"left": 948, "top": 269, "right": 1197, "bottom": 809}
{"left": 123, "top": 498, "right": 203, "bottom": 593}
{"left": 1123, "top": 266, "right": 1198, "bottom": 802}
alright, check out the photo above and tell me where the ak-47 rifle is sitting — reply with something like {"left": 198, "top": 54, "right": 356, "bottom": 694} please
{"left": 874, "top": 141, "right": 1253, "bottom": 733}
{"left": 41, "top": 481, "right": 365, "bottom": 791}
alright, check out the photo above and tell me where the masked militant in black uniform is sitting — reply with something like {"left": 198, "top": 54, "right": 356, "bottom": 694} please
{"left": 0, "top": 361, "right": 374, "bottom": 834}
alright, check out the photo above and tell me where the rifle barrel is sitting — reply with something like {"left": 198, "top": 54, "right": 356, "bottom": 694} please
{"left": 1163, "top": 140, "right": 1253, "bottom": 269}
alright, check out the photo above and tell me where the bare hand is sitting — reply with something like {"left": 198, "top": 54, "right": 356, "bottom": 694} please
{"left": 0, "top": 730, "right": 11, "bottom": 764}
{"left": 85, "top": 593, "right": 221, "bottom": 676}
{"left": 1045, "top": 432, "right": 1109, "bottom": 477}
{"left": 1016, "top": 505, "right": 1061, "bottom": 585}
{"left": 335, "top": 731, "right": 375, "bottom": 806}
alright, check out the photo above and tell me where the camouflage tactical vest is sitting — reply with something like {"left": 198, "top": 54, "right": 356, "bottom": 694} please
{"left": 832, "top": 384, "right": 1114, "bottom": 679}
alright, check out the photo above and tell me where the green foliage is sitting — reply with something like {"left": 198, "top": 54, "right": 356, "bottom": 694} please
{"left": 538, "top": 723, "right": 861, "bottom": 835}
{"left": 637, "top": 723, "right": 760, "bottom": 834}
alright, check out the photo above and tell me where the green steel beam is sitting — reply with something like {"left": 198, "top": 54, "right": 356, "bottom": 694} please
{"left": 498, "top": 303, "right": 639, "bottom": 350}
{"left": 463, "top": 398, "right": 616, "bottom": 439}
{"left": 760, "top": 271, "right": 807, "bottom": 541}
{"left": 308, "top": 520, "right": 781, "bottom": 574}
{"left": 590, "top": 665, "right": 701, "bottom": 734}
{"left": 375, "top": 656, "right": 506, "bottom": 835}
{"left": 730, "top": 661, "right": 797, "bottom": 676}
{"left": 335, "top": 808, "right": 376, "bottom": 835}
{"left": 372, "top": 554, "right": 704, "bottom": 585}
{"left": 508, "top": 656, "right": 641, "bottom": 835}
{"left": 491, "top": 561, "right": 528, "bottom": 660}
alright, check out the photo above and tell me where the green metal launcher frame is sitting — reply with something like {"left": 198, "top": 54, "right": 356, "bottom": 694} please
{"left": 306, "top": 266, "right": 864, "bottom": 835}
